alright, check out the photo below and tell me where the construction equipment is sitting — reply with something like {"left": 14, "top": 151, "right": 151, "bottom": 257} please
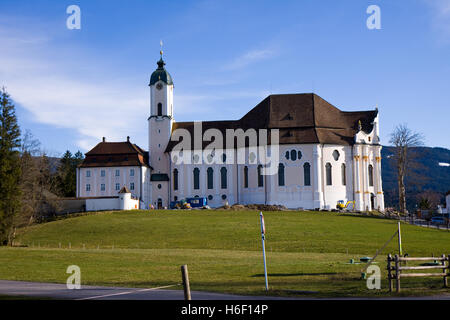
{"left": 186, "top": 197, "right": 207, "bottom": 208}
{"left": 170, "top": 199, "right": 190, "bottom": 209}
{"left": 336, "top": 200, "right": 355, "bottom": 211}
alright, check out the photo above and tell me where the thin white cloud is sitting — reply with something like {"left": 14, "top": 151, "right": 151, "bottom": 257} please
{"left": 0, "top": 18, "right": 278, "bottom": 152}
{"left": 0, "top": 22, "right": 148, "bottom": 151}
{"left": 223, "top": 48, "right": 276, "bottom": 70}
{"left": 425, "top": 0, "right": 450, "bottom": 41}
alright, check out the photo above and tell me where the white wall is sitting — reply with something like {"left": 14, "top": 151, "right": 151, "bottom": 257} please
{"left": 168, "top": 143, "right": 385, "bottom": 210}
{"left": 78, "top": 166, "right": 142, "bottom": 199}
{"left": 85, "top": 195, "right": 140, "bottom": 211}
{"left": 86, "top": 198, "right": 119, "bottom": 211}
{"left": 446, "top": 194, "right": 450, "bottom": 214}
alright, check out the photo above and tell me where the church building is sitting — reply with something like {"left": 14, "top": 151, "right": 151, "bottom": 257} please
{"left": 76, "top": 52, "right": 385, "bottom": 212}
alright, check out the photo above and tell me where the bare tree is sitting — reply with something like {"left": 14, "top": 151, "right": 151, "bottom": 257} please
{"left": 416, "top": 191, "right": 441, "bottom": 211}
{"left": 16, "top": 131, "right": 61, "bottom": 228}
{"left": 389, "top": 124, "right": 424, "bottom": 214}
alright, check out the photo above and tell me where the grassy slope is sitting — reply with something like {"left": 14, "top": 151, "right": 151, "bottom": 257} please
{"left": 1, "top": 210, "right": 449, "bottom": 297}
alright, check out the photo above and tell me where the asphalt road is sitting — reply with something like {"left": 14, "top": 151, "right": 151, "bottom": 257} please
{"left": 0, "top": 280, "right": 449, "bottom": 300}
{"left": 0, "top": 280, "right": 283, "bottom": 300}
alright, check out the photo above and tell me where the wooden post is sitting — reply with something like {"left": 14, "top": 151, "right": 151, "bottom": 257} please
{"left": 387, "top": 254, "right": 393, "bottom": 292}
{"left": 395, "top": 254, "right": 400, "bottom": 293}
{"left": 447, "top": 255, "right": 450, "bottom": 287}
{"left": 444, "top": 255, "right": 448, "bottom": 288}
{"left": 397, "top": 222, "right": 402, "bottom": 257}
{"left": 181, "top": 265, "right": 191, "bottom": 300}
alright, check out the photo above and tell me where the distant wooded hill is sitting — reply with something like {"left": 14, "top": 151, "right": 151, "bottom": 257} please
{"left": 381, "top": 146, "right": 450, "bottom": 211}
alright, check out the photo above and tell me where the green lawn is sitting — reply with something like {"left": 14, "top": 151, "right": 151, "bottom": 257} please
{"left": 0, "top": 210, "right": 449, "bottom": 297}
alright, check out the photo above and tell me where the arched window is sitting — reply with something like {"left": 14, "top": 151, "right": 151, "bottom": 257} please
{"left": 332, "top": 150, "right": 340, "bottom": 161}
{"left": 193, "top": 168, "right": 200, "bottom": 190}
{"left": 297, "top": 150, "right": 302, "bottom": 160}
{"left": 207, "top": 167, "right": 214, "bottom": 189}
{"left": 285, "top": 151, "right": 289, "bottom": 160}
{"left": 257, "top": 165, "right": 264, "bottom": 187}
{"left": 278, "top": 163, "right": 285, "bottom": 186}
{"left": 341, "top": 164, "right": 346, "bottom": 186}
{"left": 368, "top": 164, "right": 374, "bottom": 187}
{"left": 303, "top": 162, "right": 311, "bottom": 186}
{"left": 157, "top": 103, "right": 162, "bottom": 116}
{"left": 173, "top": 168, "right": 178, "bottom": 190}
{"left": 220, "top": 167, "right": 227, "bottom": 189}
{"left": 291, "top": 150, "right": 297, "bottom": 161}
{"left": 244, "top": 166, "right": 248, "bottom": 188}
{"left": 326, "top": 163, "right": 332, "bottom": 185}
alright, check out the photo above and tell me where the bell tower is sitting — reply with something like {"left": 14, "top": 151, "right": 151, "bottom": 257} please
{"left": 148, "top": 49, "right": 174, "bottom": 208}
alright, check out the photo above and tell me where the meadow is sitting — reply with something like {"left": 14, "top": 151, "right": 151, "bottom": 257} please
{"left": 0, "top": 210, "right": 449, "bottom": 297}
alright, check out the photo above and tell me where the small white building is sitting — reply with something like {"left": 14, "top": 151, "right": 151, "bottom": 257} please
{"left": 76, "top": 53, "right": 385, "bottom": 211}
{"left": 84, "top": 187, "right": 140, "bottom": 212}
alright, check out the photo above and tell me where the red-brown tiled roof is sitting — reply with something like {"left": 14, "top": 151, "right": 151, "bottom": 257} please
{"left": 79, "top": 141, "right": 150, "bottom": 168}
{"left": 165, "top": 93, "right": 377, "bottom": 151}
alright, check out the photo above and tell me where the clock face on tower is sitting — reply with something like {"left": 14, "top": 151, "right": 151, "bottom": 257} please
{"left": 156, "top": 83, "right": 163, "bottom": 90}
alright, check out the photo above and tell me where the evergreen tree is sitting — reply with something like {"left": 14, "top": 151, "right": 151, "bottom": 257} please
{"left": 55, "top": 150, "right": 84, "bottom": 197}
{"left": 0, "top": 87, "right": 22, "bottom": 245}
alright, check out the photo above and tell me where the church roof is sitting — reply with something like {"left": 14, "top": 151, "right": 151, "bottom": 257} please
{"left": 149, "top": 58, "right": 173, "bottom": 86}
{"left": 165, "top": 93, "right": 378, "bottom": 151}
{"left": 79, "top": 139, "right": 150, "bottom": 168}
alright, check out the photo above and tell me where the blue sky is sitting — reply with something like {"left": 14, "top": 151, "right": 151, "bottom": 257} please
{"left": 1, "top": 0, "right": 449, "bottom": 156}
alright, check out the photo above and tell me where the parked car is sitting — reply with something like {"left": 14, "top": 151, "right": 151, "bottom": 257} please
{"left": 431, "top": 216, "right": 447, "bottom": 225}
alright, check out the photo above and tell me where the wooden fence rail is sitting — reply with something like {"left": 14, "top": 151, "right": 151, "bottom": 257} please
{"left": 387, "top": 254, "right": 449, "bottom": 292}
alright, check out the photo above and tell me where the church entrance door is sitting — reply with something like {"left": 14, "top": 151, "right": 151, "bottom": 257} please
{"left": 157, "top": 198, "right": 163, "bottom": 209}
{"left": 370, "top": 193, "right": 375, "bottom": 211}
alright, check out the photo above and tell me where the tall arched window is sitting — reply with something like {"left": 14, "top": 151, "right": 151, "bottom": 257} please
{"left": 291, "top": 150, "right": 297, "bottom": 161}
{"left": 193, "top": 168, "right": 200, "bottom": 190}
{"left": 207, "top": 167, "right": 214, "bottom": 189}
{"left": 278, "top": 163, "right": 285, "bottom": 186}
{"left": 368, "top": 164, "right": 374, "bottom": 187}
{"left": 303, "top": 162, "right": 311, "bottom": 186}
{"left": 341, "top": 164, "right": 346, "bottom": 186}
{"left": 257, "top": 165, "right": 264, "bottom": 187}
{"left": 220, "top": 167, "right": 227, "bottom": 189}
{"left": 157, "top": 103, "right": 162, "bottom": 116}
{"left": 244, "top": 166, "right": 248, "bottom": 188}
{"left": 326, "top": 163, "right": 332, "bottom": 186}
{"left": 173, "top": 168, "right": 178, "bottom": 190}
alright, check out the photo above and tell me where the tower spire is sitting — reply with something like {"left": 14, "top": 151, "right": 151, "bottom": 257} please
{"left": 160, "top": 40, "right": 163, "bottom": 58}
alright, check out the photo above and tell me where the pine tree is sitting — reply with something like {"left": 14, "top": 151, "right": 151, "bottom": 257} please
{"left": 55, "top": 150, "right": 83, "bottom": 197}
{"left": 0, "top": 87, "right": 22, "bottom": 245}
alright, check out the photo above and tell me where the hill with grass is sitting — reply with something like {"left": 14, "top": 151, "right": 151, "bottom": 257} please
{"left": 1, "top": 210, "right": 449, "bottom": 297}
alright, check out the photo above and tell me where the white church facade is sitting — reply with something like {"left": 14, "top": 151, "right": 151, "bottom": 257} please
{"left": 76, "top": 54, "right": 385, "bottom": 212}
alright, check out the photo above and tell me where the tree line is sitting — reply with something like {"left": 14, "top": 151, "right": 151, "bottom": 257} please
{"left": 0, "top": 88, "right": 83, "bottom": 245}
